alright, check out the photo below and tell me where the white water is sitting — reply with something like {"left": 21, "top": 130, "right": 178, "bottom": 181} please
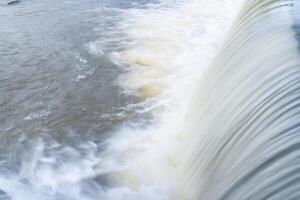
{"left": 93, "top": 0, "right": 245, "bottom": 199}
{"left": 0, "top": 1, "right": 245, "bottom": 199}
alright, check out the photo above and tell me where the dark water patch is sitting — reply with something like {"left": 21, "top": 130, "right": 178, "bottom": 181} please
{"left": 0, "top": 189, "right": 10, "bottom": 200}
{"left": 291, "top": 0, "right": 300, "bottom": 50}
{"left": 7, "top": 1, "right": 21, "bottom": 6}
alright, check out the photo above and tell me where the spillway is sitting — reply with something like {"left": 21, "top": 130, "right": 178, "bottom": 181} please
{"left": 179, "top": 0, "right": 300, "bottom": 199}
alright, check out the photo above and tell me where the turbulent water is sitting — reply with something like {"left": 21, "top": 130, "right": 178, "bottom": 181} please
{"left": 2, "top": 0, "right": 298, "bottom": 199}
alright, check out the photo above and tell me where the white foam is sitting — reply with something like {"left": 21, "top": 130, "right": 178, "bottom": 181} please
{"left": 95, "top": 0, "right": 245, "bottom": 198}
{"left": 2, "top": 1, "right": 245, "bottom": 199}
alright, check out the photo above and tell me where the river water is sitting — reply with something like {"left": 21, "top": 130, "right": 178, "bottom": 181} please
{"left": 0, "top": 0, "right": 242, "bottom": 199}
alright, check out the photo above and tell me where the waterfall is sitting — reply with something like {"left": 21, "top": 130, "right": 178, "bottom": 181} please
{"left": 179, "top": 0, "right": 300, "bottom": 199}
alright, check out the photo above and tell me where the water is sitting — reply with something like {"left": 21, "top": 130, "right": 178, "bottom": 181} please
{"left": 0, "top": 1, "right": 137, "bottom": 199}
{"left": 0, "top": 0, "right": 247, "bottom": 199}
{"left": 179, "top": 0, "right": 300, "bottom": 199}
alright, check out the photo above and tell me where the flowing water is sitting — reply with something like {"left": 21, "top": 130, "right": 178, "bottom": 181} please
{"left": 179, "top": 0, "right": 300, "bottom": 199}
{"left": 2, "top": 0, "right": 298, "bottom": 199}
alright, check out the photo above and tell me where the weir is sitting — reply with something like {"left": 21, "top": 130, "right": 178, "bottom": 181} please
{"left": 179, "top": 0, "right": 300, "bottom": 199}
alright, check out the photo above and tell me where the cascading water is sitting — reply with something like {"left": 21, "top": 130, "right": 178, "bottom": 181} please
{"left": 178, "top": 0, "right": 300, "bottom": 199}
{"left": 0, "top": 0, "right": 243, "bottom": 199}
{"left": 2, "top": 0, "right": 298, "bottom": 199}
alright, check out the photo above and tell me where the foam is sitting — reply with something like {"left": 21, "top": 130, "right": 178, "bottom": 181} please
{"left": 1, "top": 1, "right": 244, "bottom": 199}
{"left": 95, "top": 0, "right": 245, "bottom": 198}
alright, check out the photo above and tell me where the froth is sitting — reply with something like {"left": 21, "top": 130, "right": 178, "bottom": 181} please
{"left": 4, "top": 0, "right": 244, "bottom": 199}
{"left": 95, "top": 0, "right": 244, "bottom": 198}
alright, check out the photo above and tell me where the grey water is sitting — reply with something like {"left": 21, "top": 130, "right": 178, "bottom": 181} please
{"left": 0, "top": 0, "right": 155, "bottom": 199}
{"left": 0, "top": 0, "right": 113, "bottom": 163}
